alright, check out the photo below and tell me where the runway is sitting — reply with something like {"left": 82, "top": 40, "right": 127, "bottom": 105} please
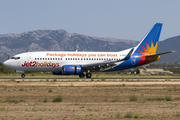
{"left": 0, "top": 76, "right": 180, "bottom": 82}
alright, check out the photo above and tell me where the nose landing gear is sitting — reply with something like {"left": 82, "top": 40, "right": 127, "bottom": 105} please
{"left": 21, "top": 73, "right": 25, "bottom": 78}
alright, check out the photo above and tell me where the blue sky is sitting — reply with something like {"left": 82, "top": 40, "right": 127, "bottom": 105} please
{"left": 0, "top": 0, "right": 180, "bottom": 41}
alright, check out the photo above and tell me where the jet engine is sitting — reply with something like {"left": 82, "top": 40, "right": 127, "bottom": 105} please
{"left": 62, "top": 65, "right": 83, "bottom": 75}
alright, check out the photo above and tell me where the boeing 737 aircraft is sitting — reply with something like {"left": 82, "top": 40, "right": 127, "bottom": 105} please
{"left": 3, "top": 23, "right": 174, "bottom": 78}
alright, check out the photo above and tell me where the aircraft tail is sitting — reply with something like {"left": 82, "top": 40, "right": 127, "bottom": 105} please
{"left": 132, "top": 23, "right": 163, "bottom": 56}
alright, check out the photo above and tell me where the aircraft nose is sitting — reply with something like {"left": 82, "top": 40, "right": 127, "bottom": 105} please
{"left": 3, "top": 60, "right": 11, "bottom": 68}
{"left": 3, "top": 60, "right": 8, "bottom": 67}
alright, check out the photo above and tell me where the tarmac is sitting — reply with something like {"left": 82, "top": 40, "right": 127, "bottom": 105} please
{"left": 0, "top": 76, "right": 180, "bottom": 82}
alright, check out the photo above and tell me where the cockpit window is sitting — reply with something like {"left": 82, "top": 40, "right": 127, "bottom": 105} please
{"left": 11, "top": 57, "right": 20, "bottom": 60}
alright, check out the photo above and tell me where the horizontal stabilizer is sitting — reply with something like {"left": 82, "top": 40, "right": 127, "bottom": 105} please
{"left": 146, "top": 51, "right": 175, "bottom": 57}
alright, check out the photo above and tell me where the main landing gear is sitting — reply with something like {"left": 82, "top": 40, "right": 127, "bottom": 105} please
{"left": 79, "top": 73, "right": 92, "bottom": 78}
{"left": 79, "top": 73, "right": 85, "bottom": 78}
{"left": 21, "top": 73, "right": 25, "bottom": 78}
{"left": 86, "top": 73, "right": 92, "bottom": 78}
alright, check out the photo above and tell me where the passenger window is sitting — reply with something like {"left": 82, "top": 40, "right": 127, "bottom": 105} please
{"left": 50, "top": 58, "right": 52, "bottom": 60}
{"left": 35, "top": 58, "right": 36, "bottom": 60}
{"left": 45, "top": 58, "right": 47, "bottom": 60}
{"left": 75, "top": 58, "right": 77, "bottom": 60}
{"left": 37, "top": 58, "right": 39, "bottom": 60}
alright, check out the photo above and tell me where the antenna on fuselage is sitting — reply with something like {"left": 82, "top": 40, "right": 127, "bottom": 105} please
{"left": 76, "top": 44, "right": 79, "bottom": 52}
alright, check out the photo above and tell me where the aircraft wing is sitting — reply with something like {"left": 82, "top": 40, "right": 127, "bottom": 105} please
{"left": 81, "top": 48, "right": 134, "bottom": 72}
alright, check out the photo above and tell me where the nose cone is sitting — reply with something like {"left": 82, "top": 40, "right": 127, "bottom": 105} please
{"left": 3, "top": 60, "right": 12, "bottom": 68}
{"left": 3, "top": 60, "right": 8, "bottom": 67}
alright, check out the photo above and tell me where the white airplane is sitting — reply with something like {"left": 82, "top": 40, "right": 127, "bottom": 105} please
{"left": 3, "top": 23, "right": 174, "bottom": 78}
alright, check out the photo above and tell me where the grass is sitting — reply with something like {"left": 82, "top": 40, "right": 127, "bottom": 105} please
{"left": 174, "top": 97, "right": 180, "bottom": 100}
{"left": 115, "top": 112, "right": 121, "bottom": 118}
{"left": 10, "top": 79, "right": 15, "bottom": 81}
{"left": 4, "top": 98, "right": 25, "bottom": 103}
{"left": 160, "top": 106, "right": 176, "bottom": 109}
{"left": 48, "top": 89, "right": 52, "bottom": 92}
{"left": 52, "top": 95, "right": 62, "bottom": 102}
{"left": 19, "top": 88, "right": 24, "bottom": 91}
{"left": 111, "top": 96, "right": 119, "bottom": 102}
{"left": 129, "top": 95, "right": 137, "bottom": 101}
{"left": 0, "top": 108, "right": 6, "bottom": 111}
{"left": 124, "top": 112, "right": 133, "bottom": 118}
{"left": 146, "top": 95, "right": 172, "bottom": 101}
{"left": 43, "top": 97, "right": 48, "bottom": 102}
{"left": 134, "top": 114, "right": 139, "bottom": 118}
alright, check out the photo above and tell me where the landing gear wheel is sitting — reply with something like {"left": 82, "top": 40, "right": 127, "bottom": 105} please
{"left": 21, "top": 74, "right": 25, "bottom": 78}
{"left": 79, "top": 73, "right": 85, "bottom": 78}
{"left": 86, "top": 73, "right": 92, "bottom": 78}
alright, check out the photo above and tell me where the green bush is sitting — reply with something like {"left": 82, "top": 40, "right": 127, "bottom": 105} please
{"left": 44, "top": 97, "right": 48, "bottom": 102}
{"left": 134, "top": 114, "right": 139, "bottom": 118}
{"left": 48, "top": 89, "right": 52, "bottom": 92}
{"left": 129, "top": 95, "right": 137, "bottom": 101}
{"left": 115, "top": 112, "right": 121, "bottom": 118}
{"left": 165, "top": 95, "right": 172, "bottom": 101}
{"left": 146, "top": 95, "right": 172, "bottom": 101}
{"left": 125, "top": 112, "right": 133, "bottom": 118}
{"left": 53, "top": 79, "right": 57, "bottom": 82}
{"left": 52, "top": 95, "right": 62, "bottom": 102}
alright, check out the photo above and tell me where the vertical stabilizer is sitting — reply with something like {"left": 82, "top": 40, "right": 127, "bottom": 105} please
{"left": 132, "top": 23, "right": 163, "bottom": 56}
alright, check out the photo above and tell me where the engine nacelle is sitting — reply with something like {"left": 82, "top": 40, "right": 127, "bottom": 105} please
{"left": 52, "top": 71, "right": 63, "bottom": 75}
{"left": 62, "top": 65, "right": 83, "bottom": 75}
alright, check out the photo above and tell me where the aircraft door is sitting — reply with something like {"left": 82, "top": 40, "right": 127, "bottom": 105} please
{"left": 27, "top": 54, "right": 33, "bottom": 61}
